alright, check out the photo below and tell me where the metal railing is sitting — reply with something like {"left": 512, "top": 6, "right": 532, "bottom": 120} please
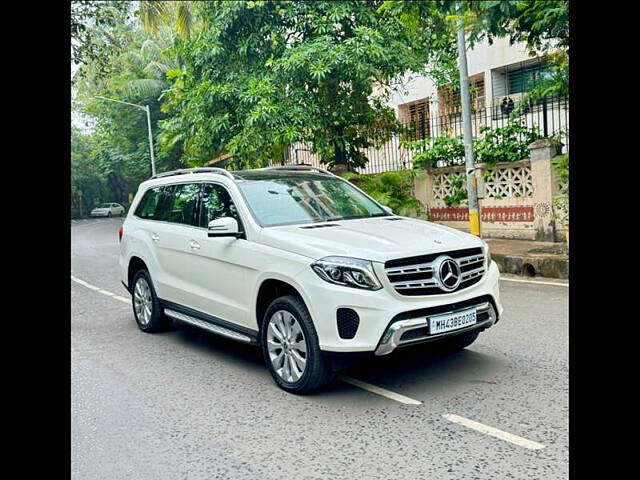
{"left": 284, "top": 95, "right": 569, "bottom": 175}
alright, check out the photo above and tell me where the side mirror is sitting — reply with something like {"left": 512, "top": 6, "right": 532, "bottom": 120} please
{"left": 208, "top": 217, "right": 241, "bottom": 238}
{"left": 382, "top": 205, "right": 394, "bottom": 215}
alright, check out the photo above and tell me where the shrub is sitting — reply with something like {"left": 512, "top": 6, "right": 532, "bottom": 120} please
{"left": 473, "top": 123, "right": 540, "bottom": 166}
{"left": 402, "top": 136, "right": 465, "bottom": 169}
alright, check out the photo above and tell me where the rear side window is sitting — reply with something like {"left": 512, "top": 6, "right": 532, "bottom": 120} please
{"left": 135, "top": 187, "right": 162, "bottom": 219}
{"left": 167, "top": 183, "right": 200, "bottom": 226}
{"left": 134, "top": 186, "right": 174, "bottom": 221}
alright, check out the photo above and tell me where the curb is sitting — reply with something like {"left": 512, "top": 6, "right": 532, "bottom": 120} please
{"left": 492, "top": 252, "right": 568, "bottom": 280}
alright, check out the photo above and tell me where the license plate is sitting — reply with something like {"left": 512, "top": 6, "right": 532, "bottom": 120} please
{"left": 429, "top": 308, "right": 477, "bottom": 335}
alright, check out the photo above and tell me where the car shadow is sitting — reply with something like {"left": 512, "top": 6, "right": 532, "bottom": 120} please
{"left": 338, "top": 343, "right": 507, "bottom": 400}
{"left": 168, "top": 321, "right": 265, "bottom": 370}
{"left": 167, "top": 321, "right": 505, "bottom": 401}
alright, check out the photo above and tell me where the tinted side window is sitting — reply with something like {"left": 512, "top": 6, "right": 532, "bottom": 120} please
{"left": 135, "top": 187, "right": 162, "bottom": 219}
{"left": 167, "top": 183, "right": 200, "bottom": 226}
{"left": 198, "top": 184, "right": 237, "bottom": 228}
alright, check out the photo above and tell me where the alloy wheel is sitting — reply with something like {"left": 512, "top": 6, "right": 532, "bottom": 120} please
{"left": 267, "top": 310, "right": 308, "bottom": 382}
{"left": 133, "top": 277, "right": 153, "bottom": 326}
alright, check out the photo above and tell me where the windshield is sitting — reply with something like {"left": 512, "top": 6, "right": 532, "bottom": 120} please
{"left": 238, "top": 175, "right": 387, "bottom": 226}
{"left": 98, "top": 203, "right": 111, "bottom": 208}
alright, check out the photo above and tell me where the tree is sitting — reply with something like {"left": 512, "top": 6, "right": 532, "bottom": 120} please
{"left": 71, "top": 1, "right": 133, "bottom": 82}
{"left": 75, "top": 25, "right": 186, "bottom": 195}
{"left": 138, "top": 1, "right": 198, "bottom": 39}
{"left": 159, "top": 0, "right": 454, "bottom": 170}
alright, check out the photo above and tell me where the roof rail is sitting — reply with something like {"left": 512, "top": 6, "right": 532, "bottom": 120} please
{"left": 263, "top": 165, "right": 335, "bottom": 176}
{"left": 150, "top": 167, "right": 236, "bottom": 180}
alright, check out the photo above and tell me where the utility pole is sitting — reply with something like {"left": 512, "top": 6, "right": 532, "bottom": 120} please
{"left": 94, "top": 96, "right": 156, "bottom": 177}
{"left": 456, "top": 15, "right": 481, "bottom": 237}
{"left": 144, "top": 105, "right": 157, "bottom": 177}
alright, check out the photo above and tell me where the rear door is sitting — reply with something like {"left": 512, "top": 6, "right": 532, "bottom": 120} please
{"left": 132, "top": 185, "right": 176, "bottom": 298}
{"left": 150, "top": 182, "right": 204, "bottom": 306}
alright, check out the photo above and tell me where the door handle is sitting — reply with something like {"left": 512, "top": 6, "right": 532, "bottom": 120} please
{"left": 189, "top": 240, "right": 201, "bottom": 250}
{"left": 151, "top": 233, "right": 160, "bottom": 242}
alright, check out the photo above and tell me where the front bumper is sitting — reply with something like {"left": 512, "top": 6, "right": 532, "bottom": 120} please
{"left": 294, "top": 260, "right": 502, "bottom": 353}
{"left": 374, "top": 298, "right": 497, "bottom": 355}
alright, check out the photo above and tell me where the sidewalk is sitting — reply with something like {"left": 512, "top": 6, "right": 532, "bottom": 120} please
{"left": 485, "top": 239, "right": 568, "bottom": 279}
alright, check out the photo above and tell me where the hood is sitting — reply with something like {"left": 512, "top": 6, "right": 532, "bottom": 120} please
{"left": 257, "top": 216, "right": 482, "bottom": 263}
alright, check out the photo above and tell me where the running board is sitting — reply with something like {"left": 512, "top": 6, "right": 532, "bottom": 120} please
{"left": 164, "top": 308, "right": 253, "bottom": 344}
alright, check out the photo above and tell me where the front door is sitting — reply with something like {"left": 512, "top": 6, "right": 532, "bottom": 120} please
{"left": 184, "top": 182, "right": 255, "bottom": 329}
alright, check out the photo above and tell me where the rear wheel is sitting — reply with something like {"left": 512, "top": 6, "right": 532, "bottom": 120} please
{"left": 261, "top": 295, "right": 333, "bottom": 394}
{"left": 131, "top": 269, "right": 171, "bottom": 332}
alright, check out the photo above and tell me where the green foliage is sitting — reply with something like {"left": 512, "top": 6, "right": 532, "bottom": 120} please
{"left": 342, "top": 170, "right": 424, "bottom": 216}
{"left": 137, "top": 1, "right": 198, "bottom": 39}
{"left": 443, "top": 175, "right": 467, "bottom": 208}
{"left": 474, "top": 124, "right": 540, "bottom": 166}
{"left": 403, "top": 135, "right": 465, "bottom": 168}
{"left": 158, "top": 1, "right": 449, "bottom": 169}
{"left": 71, "top": 1, "right": 133, "bottom": 82}
{"left": 74, "top": 22, "right": 187, "bottom": 213}
{"left": 71, "top": 127, "right": 110, "bottom": 217}
{"left": 403, "top": 123, "right": 539, "bottom": 171}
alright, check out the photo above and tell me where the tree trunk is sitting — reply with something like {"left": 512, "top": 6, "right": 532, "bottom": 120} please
{"left": 332, "top": 125, "right": 349, "bottom": 175}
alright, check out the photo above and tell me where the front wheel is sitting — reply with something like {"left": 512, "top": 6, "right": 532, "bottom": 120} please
{"left": 261, "top": 295, "right": 333, "bottom": 394}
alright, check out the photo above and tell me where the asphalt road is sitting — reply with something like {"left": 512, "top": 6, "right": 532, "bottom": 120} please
{"left": 71, "top": 217, "right": 568, "bottom": 480}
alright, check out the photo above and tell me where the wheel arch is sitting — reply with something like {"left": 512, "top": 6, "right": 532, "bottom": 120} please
{"left": 127, "top": 256, "right": 148, "bottom": 293}
{"left": 255, "top": 277, "right": 308, "bottom": 334}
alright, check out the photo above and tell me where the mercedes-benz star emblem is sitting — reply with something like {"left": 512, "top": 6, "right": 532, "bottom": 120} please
{"left": 436, "top": 256, "right": 462, "bottom": 292}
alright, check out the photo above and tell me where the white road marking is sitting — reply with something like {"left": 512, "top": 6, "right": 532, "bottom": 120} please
{"left": 500, "top": 277, "right": 568, "bottom": 287}
{"left": 443, "top": 413, "right": 545, "bottom": 450}
{"left": 71, "top": 276, "right": 130, "bottom": 304}
{"left": 337, "top": 375, "right": 422, "bottom": 405}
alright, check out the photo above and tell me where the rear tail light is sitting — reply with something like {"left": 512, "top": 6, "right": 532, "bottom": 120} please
{"left": 118, "top": 226, "right": 124, "bottom": 242}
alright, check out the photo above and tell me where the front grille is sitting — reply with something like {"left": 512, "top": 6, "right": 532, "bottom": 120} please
{"left": 385, "top": 247, "right": 485, "bottom": 296}
{"left": 337, "top": 308, "right": 360, "bottom": 339}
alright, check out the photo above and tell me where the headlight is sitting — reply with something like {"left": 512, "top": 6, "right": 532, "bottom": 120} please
{"left": 481, "top": 239, "right": 491, "bottom": 266}
{"left": 311, "top": 256, "right": 382, "bottom": 290}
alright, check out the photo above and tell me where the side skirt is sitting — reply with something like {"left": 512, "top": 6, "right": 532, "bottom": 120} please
{"left": 159, "top": 299, "right": 259, "bottom": 346}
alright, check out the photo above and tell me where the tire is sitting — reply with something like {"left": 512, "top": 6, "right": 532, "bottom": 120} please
{"left": 131, "top": 269, "right": 171, "bottom": 333}
{"left": 261, "top": 295, "right": 333, "bottom": 394}
{"left": 107, "top": 212, "right": 112, "bottom": 218}
{"left": 434, "top": 329, "right": 480, "bottom": 353}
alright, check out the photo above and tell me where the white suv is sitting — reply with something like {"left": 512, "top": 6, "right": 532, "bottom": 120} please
{"left": 119, "top": 166, "right": 502, "bottom": 393}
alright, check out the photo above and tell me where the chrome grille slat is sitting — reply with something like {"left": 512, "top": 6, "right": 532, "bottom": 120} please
{"left": 392, "top": 278, "right": 439, "bottom": 288}
{"left": 386, "top": 263, "right": 434, "bottom": 275}
{"left": 461, "top": 266, "right": 485, "bottom": 281}
{"left": 457, "top": 254, "right": 485, "bottom": 266}
{"left": 385, "top": 248, "right": 486, "bottom": 296}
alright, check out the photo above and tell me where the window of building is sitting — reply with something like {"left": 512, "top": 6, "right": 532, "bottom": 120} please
{"left": 491, "top": 58, "right": 552, "bottom": 101}
{"left": 398, "top": 99, "right": 430, "bottom": 140}
{"left": 438, "top": 74, "right": 486, "bottom": 117}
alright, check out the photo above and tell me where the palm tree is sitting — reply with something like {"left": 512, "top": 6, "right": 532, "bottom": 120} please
{"left": 123, "top": 25, "right": 179, "bottom": 98}
{"left": 137, "top": 1, "right": 197, "bottom": 39}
